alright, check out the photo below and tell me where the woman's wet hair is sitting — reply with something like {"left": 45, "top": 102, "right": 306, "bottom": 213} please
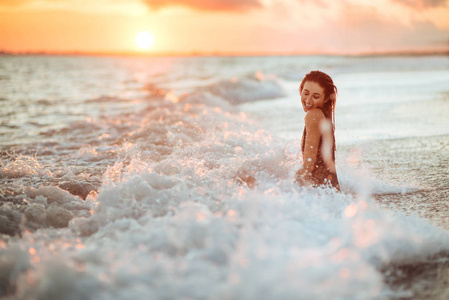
{"left": 300, "top": 70, "right": 337, "bottom": 99}
{"left": 299, "top": 70, "right": 337, "bottom": 126}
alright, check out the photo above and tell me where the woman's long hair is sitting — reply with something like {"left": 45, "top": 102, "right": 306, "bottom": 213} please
{"left": 299, "top": 70, "right": 337, "bottom": 130}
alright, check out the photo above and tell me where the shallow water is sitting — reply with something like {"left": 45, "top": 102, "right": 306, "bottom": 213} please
{"left": 1, "top": 54, "right": 449, "bottom": 299}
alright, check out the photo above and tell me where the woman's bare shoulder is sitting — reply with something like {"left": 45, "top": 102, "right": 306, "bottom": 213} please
{"left": 304, "top": 108, "right": 325, "bottom": 126}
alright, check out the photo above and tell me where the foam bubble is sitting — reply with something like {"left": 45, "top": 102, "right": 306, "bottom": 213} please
{"left": 0, "top": 155, "right": 52, "bottom": 179}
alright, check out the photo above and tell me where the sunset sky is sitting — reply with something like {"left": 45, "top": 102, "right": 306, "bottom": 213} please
{"left": 0, "top": 0, "right": 448, "bottom": 55}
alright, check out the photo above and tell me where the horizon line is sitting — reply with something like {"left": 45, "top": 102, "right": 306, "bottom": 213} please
{"left": 0, "top": 48, "right": 448, "bottom": 57}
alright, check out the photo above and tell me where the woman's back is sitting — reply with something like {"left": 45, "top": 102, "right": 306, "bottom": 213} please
{"left": 301, "top": 121, "right": 339, "bottom": 189}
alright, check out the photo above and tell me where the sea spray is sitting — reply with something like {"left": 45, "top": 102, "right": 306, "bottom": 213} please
{"left": 2, "top": 55, "right": 449, "bottom": 299}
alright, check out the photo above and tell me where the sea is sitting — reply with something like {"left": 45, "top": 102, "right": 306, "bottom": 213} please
{"left": 1, "top": 54, "right": 449, "bottom": 299}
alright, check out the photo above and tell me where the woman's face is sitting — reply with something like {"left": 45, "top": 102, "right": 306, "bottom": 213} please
{"left": 300, "top": 81, "right": 328, "bottom": 112}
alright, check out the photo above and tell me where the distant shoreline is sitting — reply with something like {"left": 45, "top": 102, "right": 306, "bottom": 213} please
{"left": 0, "top": 49, "right": 448, "bottom": 58}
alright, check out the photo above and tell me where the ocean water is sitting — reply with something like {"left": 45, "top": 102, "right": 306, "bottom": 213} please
{"left": 1, "top": 54, "right": 449, "bottom": 299}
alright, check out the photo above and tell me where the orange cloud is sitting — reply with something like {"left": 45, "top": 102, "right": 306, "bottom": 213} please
{"left": 391, "top": 0, "right": 448, "bottom": 10}
{"left": 326, "top": 4, "right": 449, "bottom": 53}
{"left": 143, "top": 0, "right": 263, "bottom": 12}
{"left": 0, "top": 0, "right": 29, "bottom": 6}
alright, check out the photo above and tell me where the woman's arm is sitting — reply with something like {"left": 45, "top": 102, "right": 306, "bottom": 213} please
{"left": 296, "top": 108, "right": 325, "bottom": 183}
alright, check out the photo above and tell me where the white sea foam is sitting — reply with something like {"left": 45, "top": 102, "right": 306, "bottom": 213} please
{"left": 0, "top": 155, "right": 52, "bottom": 179}
{"left": 2, "top": 81, "right": 449, "bottom": 299}
{"left": 1, "top": 55, "right": 449, "bottom": 299}
{"left": 205, "top": 73, "right": 286, "bottom": 104}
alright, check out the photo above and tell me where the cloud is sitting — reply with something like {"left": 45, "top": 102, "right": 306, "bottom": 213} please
{"left": 395, "top": 20, "right": 449, "bottom": 48}
{"left": 0, "top": 0, "right": 30, "bottom": 6}
{"left": 143, "top": 0, "right": 263, "bottom": 12}
{"left": 391, "top": 0, "right": 448, "bottom": 10}
{"left": 329, "top": 6, "right": 449, "bottom": 52}
{"left": 297, "top": 0, "right": 328, "bottom": 6}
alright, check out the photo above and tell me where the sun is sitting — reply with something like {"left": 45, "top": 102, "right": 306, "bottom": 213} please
{"left": 135, "top": 31, "right": 154, "bottom": 49}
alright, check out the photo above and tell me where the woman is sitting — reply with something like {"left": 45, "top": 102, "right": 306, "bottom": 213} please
{"left": 295, "top": 70, "right": 340, "bottom": 190}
